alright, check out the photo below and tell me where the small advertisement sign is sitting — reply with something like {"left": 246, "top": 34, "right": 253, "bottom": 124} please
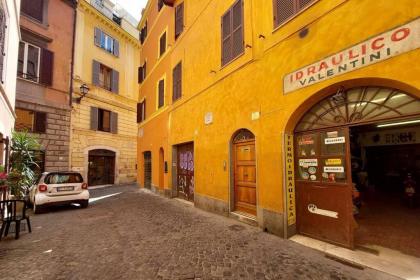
{"left": 325, "top": 137, "right": 345, "bottom": 145}
{"left": 324, "top": 166, "right": 345, "bottom": 173}
{"left": 299, "top": 159, "right": 318, "bottom": 167}
{"left": 325, "top": 158, "right": 342, "bottom": 165}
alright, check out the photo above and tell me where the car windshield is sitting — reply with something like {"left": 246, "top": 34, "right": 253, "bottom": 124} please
{"left": 45, "top": 173, "right": 83, "bottom": 184}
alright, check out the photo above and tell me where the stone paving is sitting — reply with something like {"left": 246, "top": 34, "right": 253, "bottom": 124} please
{"left": 0, "top": 185, "right": 398, "bottom": 280}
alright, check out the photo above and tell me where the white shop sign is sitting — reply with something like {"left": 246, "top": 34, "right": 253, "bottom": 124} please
{"left": 299, "top": 159, "right": 318, "bottom": 167}
{"left": 325, "top": 137, "right": 345, "bottom": 145}
{"left": 324, "top": 166, "right": 345, "bottom": 173}
{"left": 284, "top": 17, "right": 420, "bottom": 94}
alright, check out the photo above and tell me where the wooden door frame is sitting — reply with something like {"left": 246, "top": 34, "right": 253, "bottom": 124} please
{"left": 229, "top": 129, "right": 258, "bottom": 216}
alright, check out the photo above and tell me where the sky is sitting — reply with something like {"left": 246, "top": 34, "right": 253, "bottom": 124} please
{"left": 113, "top": 0, "right": 148, "bottom": 21}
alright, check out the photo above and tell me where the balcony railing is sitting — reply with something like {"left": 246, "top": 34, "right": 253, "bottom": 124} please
{"left": 90, "top": 0, "right": 122, "bottom": 26}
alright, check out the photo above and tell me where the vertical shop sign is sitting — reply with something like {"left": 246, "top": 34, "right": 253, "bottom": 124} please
{"left": 285, "top": 134, "right": 296, "bottom": 226}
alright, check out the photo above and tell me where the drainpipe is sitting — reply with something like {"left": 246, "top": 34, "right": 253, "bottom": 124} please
{"left": 69, "top": 0, "right": 77, "bottom": 107}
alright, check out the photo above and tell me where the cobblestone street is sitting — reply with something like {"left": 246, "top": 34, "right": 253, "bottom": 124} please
{"left": 0, "top": 185, "right": 397, "bottom": 280}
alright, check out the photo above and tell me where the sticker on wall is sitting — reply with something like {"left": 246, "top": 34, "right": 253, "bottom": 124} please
{"left": 325, "top": 137, "right": 345, "bottom": 145}
{"left": 310, "top": 175, "right": 317, "bottom": 181}
{"left": 204, "top": 112, "right": 213, "bottom": 125}
{"left": 308, "top": 204, "right": 338, "bottom": 219}
{"left": 325, "top": 158, "right": 342, "bottom": 165}
{"left": 299, "top": 159, "right": 318, "bottom": 168}
{"left": 322, "top": 172, "right": 329, "bottom": 179}
{"left": 301, "top": 172, "right": 310, "bottom": 180}
{"left": 298, "top": 135, "right": 314, "bottom": 145}
{"left": 324, "top": 166, "right": 345, "bottom": 173}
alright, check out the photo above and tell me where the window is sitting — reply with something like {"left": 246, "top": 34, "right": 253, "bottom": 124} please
{"left": 175, "top": 2, "right": 184, "bottom": 39}
{"left": 172, "top": 62, "right": 182, "bottom": 101}
{"left": 18, "top": 41, "right": 54, "bottom": 85}
{"left": 92, "top": 60, "right": 119, "bottom": 93}
{"left": 21, "top": 0, "right": 44, "bottom": 23}
{"left": 158, "top": 79, "right": 164, "bottom": 108}
{"left": 15, "top": 108, "right": 47, "bottom": 133}
{"left": 138, "top": 61, "right": 147, "bottom": 84}
{"left": 94, "top": 27, "right": 119, "bottom": 56}
{"left": 273, "top": 0, "right": 316, "bottom": 27}
{"left": 158, "top": 0, "right": 164, "bottom": 12}
{"left": 98, "top": 109, "right": 111, "bottom": 132}
{"left": 45, "top": 173, "right": 83, "bottom": 184}
{"left": 90, "top": 107, "right": 118, "bottom": 133}
{"left": 221, "top": 0, "right": 244, "bottom": 66}
{"left": 159, "top": 32, "right": 167, "bottom": 57}
{"left": 137, "top": 100, "right": 146, "bottom": 123}
{"left": 140, "top": 21, "right": 148, "bottom": 44}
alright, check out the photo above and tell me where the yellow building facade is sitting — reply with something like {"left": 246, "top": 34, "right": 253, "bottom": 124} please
{"left": 71, "top": 0, "right": 140, "bottom": 186}
{"left": 138, "top": 0, "right": 420, "bottom": 249}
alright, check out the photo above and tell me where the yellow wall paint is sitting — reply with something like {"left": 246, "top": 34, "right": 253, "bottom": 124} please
{"left": 138, "top": 0, "right": 420, "bottom": 214}
{"left": 71, "top": 0, "right": 140, "bottom": 185}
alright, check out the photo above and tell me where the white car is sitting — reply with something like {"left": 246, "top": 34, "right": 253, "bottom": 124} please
{"left": 29, "top": 172, "right": 89, "bottom": 214}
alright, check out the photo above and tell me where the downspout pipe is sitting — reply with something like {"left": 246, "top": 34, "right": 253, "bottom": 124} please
{"left": 69, "top": 0, "right": 77, "bottom": 107}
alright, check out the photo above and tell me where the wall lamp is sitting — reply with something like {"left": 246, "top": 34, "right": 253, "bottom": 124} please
{"left": 76, "top": 84, "right": 90, "bottom": 104}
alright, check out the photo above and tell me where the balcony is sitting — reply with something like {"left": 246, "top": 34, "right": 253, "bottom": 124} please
{"left": 90, "top": 0, "right": 122, "bottom": 26}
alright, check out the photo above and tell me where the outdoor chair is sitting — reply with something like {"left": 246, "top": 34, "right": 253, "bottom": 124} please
{"left": 0, "top": 200, "right": 31, "bottom": 240}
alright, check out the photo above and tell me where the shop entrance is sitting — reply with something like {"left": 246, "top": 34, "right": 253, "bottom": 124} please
{"left": 293, "top": 86, "right": 420, "bottom": 250}
{"left": 176, "top": 142, "right": 194, "bottom": 201}
{"left": 88, "top": 149, "right": 115, "bottom": 186}
{"left": 350, "top": 124, "right": 420, "bottom": 257}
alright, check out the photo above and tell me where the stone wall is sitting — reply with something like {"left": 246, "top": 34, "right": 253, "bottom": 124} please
{"left": 16, "top": 100, "right": 71, "bottom": 171}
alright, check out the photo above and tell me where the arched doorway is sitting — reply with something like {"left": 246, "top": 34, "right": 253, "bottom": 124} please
{"left": 88, "top": 149, "right": 116, "bottom": 186}
{"left": 232, "top": 129, "right": 257, "bottom": 216}
{"left": 293, "top": 86, "right": 420, "bottom": 251}
{"left": 159, "top": 148, "right": 164, "bottom": 189}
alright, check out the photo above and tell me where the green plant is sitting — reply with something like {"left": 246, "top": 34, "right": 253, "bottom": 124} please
{"left": 7, "top": 131, "right": 41, "bottom": 198}
{"left": 0, "top": 165, "right": 7, "bottom": 186}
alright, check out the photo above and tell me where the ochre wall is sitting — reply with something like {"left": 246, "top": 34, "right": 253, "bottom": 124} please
{"left": 138, "top": 0, "right": 420, "bottom": 219}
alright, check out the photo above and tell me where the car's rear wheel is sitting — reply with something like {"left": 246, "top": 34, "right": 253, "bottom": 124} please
{"left": 80, "top": 200, "right": 89, "bottom": 209}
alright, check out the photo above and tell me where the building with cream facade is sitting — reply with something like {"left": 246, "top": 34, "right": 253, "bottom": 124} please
{"left": 70, "top": 0, "right": 139, "bottom": 186}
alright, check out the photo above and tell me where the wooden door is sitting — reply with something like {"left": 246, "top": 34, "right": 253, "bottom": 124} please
{"left": 144, "top": 152, "right": 152, "bottom": 189}
{"left": 295, "top": 128, "right": 355, "bottom": 248}
{"left": 234, "top": 140, "right": 257, "bottom": 216}
{"left": 177, "top": 143, "right": 194, "bottom": 201}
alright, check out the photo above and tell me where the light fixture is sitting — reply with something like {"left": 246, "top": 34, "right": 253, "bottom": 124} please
{"left": 76, "top": 84, "right": 90, "bottom": 104}
{"left": 377, "top": 119, "right": 420, "bottom": 128}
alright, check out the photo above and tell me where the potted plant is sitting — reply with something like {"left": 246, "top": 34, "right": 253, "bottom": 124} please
{"left": 0, "top": 165, "right": 7, "bottom": 200}
{"left": 7, "top": 131, "right": 40, "bottom": 202}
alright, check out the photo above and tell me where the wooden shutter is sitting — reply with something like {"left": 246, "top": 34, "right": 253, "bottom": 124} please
{"left": 298, "top": 0, "right": 314, "bottom": 10}
{"left": 110, "top": 112, "right": 118, "bottom": 134}
{"left": 232, "top": 0, "right": 244, "bottom": 59}
{"left": 143, "top": 100, "right": 146, "bottom": 121}
{"left": 158, "top": 79, "right": 164, "bottom": 108}
{"left": 90, "top": 107, "right": 99, "bottom": 130}
{"left": 172, "top": 62, "right": 182, "bottom": 101}
{"left": 160, "top": 32, "right": 166, "bottom": 56}
{"left": 273, "top": 0, "right": 299, "bottom": 27}
{"left": 221, "top": 9, "right": 232, "bottom": 66}
{"left": 94, "top": 27, "right": 101, "bottom": 47}
{"left": 113, "top": 39, "right": 119, "bottom": 56}
{"left": 137, "top": 102, "right": 142, "bottom": 123}
{"left": 92, "top": 60, "right": 100, "bottom": 86}
{"left": 158, "top": 0, "right": 164, "bottom": 11}
{"left": 34, "top": 112, "right": 47, "bottom": 133}
{"left": 40, "top": 48, "right": 53, "bottom": 86}
{"left": 175, "top": 2, "right": 184, "bottom": 39}
{"left": 143, "top": 61, "right": 147, "bottom": 78}
{"left": 138, "top": 66, "right": 143, "bottom": 84}
{"left": 111, "top": 69, "right": 119, "bottom": 93}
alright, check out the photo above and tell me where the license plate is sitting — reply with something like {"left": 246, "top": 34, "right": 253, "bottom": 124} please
{"left": 57, "top": 186, "right": 74, "bottom": 192}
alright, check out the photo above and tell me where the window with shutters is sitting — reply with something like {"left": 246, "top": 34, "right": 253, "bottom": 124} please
{"left": 137, "top": 100, "right": 146, "bottom": 123}
{"left": 140, "top": 21, "right": 148, "bottom": 44}
{"left": 94, "top": 27, "right": 119, "bottom": 56}
{"left": 159, "top": 31, "right": 167, "bottom": 57}
{"left": 99, "top": 63, "right": 112, "bottom": 91}
{"left": 273, "top": 0, "right": 316, "bottom": 28}
{"left": 158, "top": 0, "right": 164, "bottom": 12}
{"left": 138, "top": 61, "right": 147, "bottom": 83}
{"left": 93, "top": 61, "right": 119, "bottom": 93}
{"left": 175, "top": 2, "right": 184, "bottom": 39}
{"left": 98, "top": 109, "right": 111, "bottom": 132}
{"left": 157, "top": 79, "right": 165, "bottom": 109}
{"left": 15, "top": 108, "right": 47, "bottom": 133}
{"left": 172, "top": 62, "right": 182, "bottom": 102}
{"left": 21, "top": 0, "right": 45, "bottom": 23}
{"left": 221, "top": 0, "right": 244, "bottom": 67}
{"left": 17, "top": 41, "right": 41, "bottom": 83}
